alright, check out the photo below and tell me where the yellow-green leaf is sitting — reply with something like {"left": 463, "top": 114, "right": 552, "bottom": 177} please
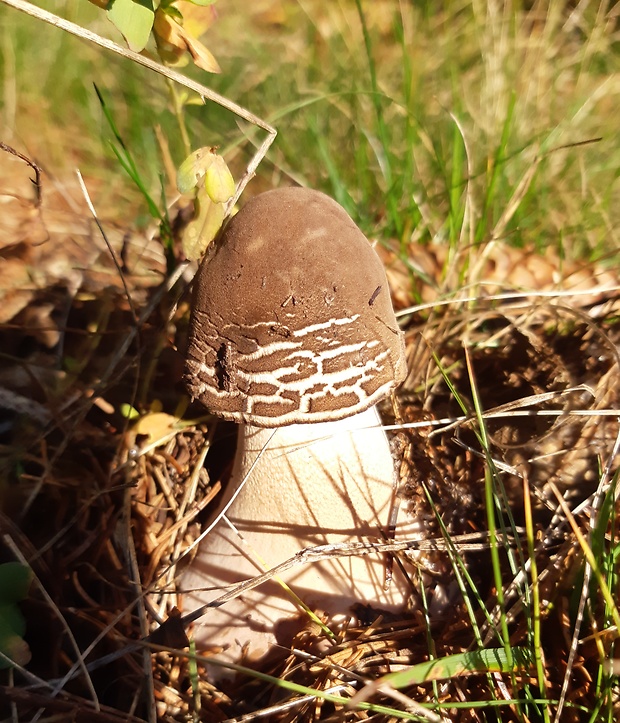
{"left": 0, "top": 564, "right": 32, "bottom": 670}
{"left": 107, "top": 0, "right": 155, "bottom": 52}
{"left": 132, "top": 411, "right": 180, "bottom": 443}
{"left": 182, "top": 31, "right": 221, "bottom": 73}
{"left": 152, "top": 4, "right": 221, "bottom": 72}
{"left": 204, "top": 154, "right": 235, "bottom": 204}
{"left": 182, "top": 193, "right": 225, "bottom": 260}
{"left": 357, "top": 647, "right": 532, "bottom": 702}
{"left": 176, "top": 147, "right": 215, "bottom": 195}
{"left": 120, "top": 403, "right": 140, "bottom": 420}
{"left": 0, "top": 613, "right": 31, "bottom": 669}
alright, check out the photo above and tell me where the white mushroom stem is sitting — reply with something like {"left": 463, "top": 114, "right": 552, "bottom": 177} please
{"left": 182, "top": 405, "right": 414, "bottom": 670}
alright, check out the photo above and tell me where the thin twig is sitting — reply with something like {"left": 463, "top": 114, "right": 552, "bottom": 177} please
{"left": 0, "top": 140, "right": 42, "bottom": 206}
{"left": 21, "top": 262, "right": 189, "bottom": 517}
{"left": 76, "top": 170, "right": 137, "bottom": 323}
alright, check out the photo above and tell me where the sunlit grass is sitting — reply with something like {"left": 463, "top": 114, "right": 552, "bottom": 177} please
{"left": 205, "top": 1, "right": 620, "bottom": 264}
{"left": 2, "top": 1, "right": 619, "bottom": 261}
{"left": 0, "top": 0, "right": 186, "bottom": 220}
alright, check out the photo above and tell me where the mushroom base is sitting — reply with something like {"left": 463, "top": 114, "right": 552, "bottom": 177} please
{"left": 181, "top": 406, "right": 418, "bottom": 678}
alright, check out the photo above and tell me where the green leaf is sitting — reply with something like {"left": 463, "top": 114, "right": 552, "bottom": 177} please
{"left": 0, "top": 563, "right": 32, "bottom": 605}
{"left": 94, "top": 85, "right": 166, "bottom": 227}
{"left": 0, "top": 607, "right": 31, "bottom": 668}
{"left": 177, "top": 148, "right": 234, "bottom": 200}
{"left": 162, "top": 4, "right": 183, "bottom": 21}
{"left": 0, "top": 604, "right": 25, "bottom": 641}
{"left": 120, "top": 403, "right": 140, "bottom": 420}
{"left": 0, "top": 564, "right": 32, "bottom": 670}
{"left": 107, "top": 0, "right": 155, "bottom": 52}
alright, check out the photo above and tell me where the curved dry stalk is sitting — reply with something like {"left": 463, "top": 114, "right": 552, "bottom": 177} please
{"left": 178, "top": 530, "right": 522, "bottom": 628}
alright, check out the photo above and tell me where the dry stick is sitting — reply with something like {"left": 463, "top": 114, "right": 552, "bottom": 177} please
{"left": 20, "top": 257, "right": 189, "bottom": 519}
{"left": 427, "top": 385, "right": 595, "bottom": 440}
{"left": 223, "top": 685, "right": 352, "bottom": 723}
{"left": 36, "top": 530, "right": 522, "bottom": 688}
{"left": 157, "top": 444, "right": 211, "bottom": 614}
{"left": 76, "top": 171, "right": 138, "bottom": 324}
{"left": 19, "top": 547, "right": 500, "bottom": 723}
{"left": 77, "top": 173, "right": 156, "bottom": 723}
{"left": 40, "top": 596, "right": 148, "bottom": 699}
{"left": 44, "top": 430, "right": 268, "bottom": 688}
{"left": 0, "top": 140, "right": 43, "bottom": 206}
{"left": 287, "top": 649, "right": 442, "bottom": 723}
{"left": 119, "top": 484, "right": 156, "bottom": 723}
{"left": 143, "top": 643, "right": 432, "bottom": 723}
{"left": 395, "top": 285, "right": 620, "bottom": 320}
{"left": 179, "top": 530, "right": 522, "bottom": 627}
{"left": 166, "top": 429, "right": 278, "bottom": 569}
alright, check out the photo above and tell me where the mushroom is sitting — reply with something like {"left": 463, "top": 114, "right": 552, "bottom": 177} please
{"left": 182, "top": 187, "right": 411, "bottom": 672}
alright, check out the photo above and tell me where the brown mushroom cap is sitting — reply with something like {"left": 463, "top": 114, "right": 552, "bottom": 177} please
{"left": 184, "top": 187, "right": 406, "bottom": 427}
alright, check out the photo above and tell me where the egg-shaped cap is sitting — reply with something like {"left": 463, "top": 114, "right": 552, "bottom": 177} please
{"left": 184, "top": 187, "right": 406, "bottom": 427}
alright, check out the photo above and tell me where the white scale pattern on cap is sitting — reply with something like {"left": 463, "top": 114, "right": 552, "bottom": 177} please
{"left": 291, "top": 314, "right": 361, "bottom": 336}
{"left": 242, "top": 348, "right": 389, "bottom": 414}
{"left": 190, "top": 312, "right": 391, "bottom": 416}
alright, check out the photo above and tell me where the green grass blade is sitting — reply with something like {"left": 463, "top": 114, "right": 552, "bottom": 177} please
{"left": 369, "top": 646, "right": 532, "bottom": 691}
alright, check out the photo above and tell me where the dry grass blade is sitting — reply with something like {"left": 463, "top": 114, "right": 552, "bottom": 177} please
{"left": 548, "top": 476, "right": 620, "bottom": 722}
